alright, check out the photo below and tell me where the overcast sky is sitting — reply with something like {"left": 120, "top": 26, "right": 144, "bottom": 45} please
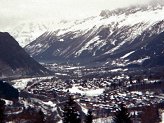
{"left": 0, "top": 0, "right": 162, "bottom": 29}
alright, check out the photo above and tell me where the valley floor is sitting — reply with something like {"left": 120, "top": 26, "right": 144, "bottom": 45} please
{"left": 2, "top": 65, "right": 164, "bottom": 123}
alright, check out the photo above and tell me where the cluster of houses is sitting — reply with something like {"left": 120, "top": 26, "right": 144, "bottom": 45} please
{"left": 24, "top": 74, "right": 164, "bottom": 122}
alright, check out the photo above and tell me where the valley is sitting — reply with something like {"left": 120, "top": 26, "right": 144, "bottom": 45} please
{"left": 1, "top": 1, "right": 164, "bottom": 123}
{"left": 2, "top": 64, "right": 164, "bottom": 123}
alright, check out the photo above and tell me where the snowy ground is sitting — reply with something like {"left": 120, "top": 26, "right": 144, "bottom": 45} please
{"left": 93, "top": 116, "right": 113, "bottom": 123}
{"left": 67, "top": 85, "right": 105, "bottom": 97}
{"left": 11, "top": 76, "right": 54, "bottom": 90}
{"left": 161, "top": 112, "right": 164, "bottom": 123}
{"left": 12, "top": 78, "right": 34, "bottom": 90}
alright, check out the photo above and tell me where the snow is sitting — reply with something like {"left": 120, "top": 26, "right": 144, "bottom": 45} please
{"left": 118, "top": 7, "right": 164, "bottom": 28}
{"left": 81, "top": 105, "right": 88, "bottom": 115}
{"left": 162, "top": 112, "right": 164, "bottom": 123}
{"left": 68, "top": 85, "right": 84, "bottom": 94}
{"left": 110, "top": 40, "right": 127, "bottom": 53}
{"left": 127, "top": 56, "right": 150, "bottom": 65}
{"left": 12, "top": 78, "right": 33, "bottom": 90}
{"left": 4, "top": 5, "right": 164, "bottom": 56}
{"left": 12, "top": 76, "right": 54, "bottom": 90}
{"left": 2, "top": 99, "right": 13, "bottom": 105}
{"left": 5, "top": 22, "right": 50, "bottom": 47}
{"left": 42, "top": 101, "right": 57, "bottom": 112}
{"left": 121, "top": 51, "right": 135, "bottom": 59}
{"left": 42, "top": 101, "right": 56, "bottom": 107}
{"left": 118, "top": 93, "right": 127, "bottom": 97}
{"left": 68, "top": 85, "right": 104, "bottom": 97}
{"left": 65, "top": 66, "right": 81, "bottom": 70}
{"left": 35, "top": 43, "right": 43, "bottom": 48}
{"left": 131, "top": 91, "right": 143, "bottom": 96}
{"left": 21, "top": 100, "right": 30, "bottom": 109}
{"left": 57, "top": 120, "right": 63, "bottom": 123}
{"left": 59, "top": 39, "right": 64, "bottom": 42}
{"left": 93, "top": 116, "right": 113, "bottom": 123}
{"left": 5, "top": 107, "right": 24, "bottom": 115}
{"left": 110, "top": 68, "right": 123, "bottom": 72}
{"left": 55, "top": 73, "right": 68, "bottom": 76}
{"left": 76, "top": 36, "right": 100, "bottom": 56}
{"left": 102, "top": 6, "right": 164, "bottom": 55}
{"left": 85, "top": 89, "right": 105, "bottom": 97}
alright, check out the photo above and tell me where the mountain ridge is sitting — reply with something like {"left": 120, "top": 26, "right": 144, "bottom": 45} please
{"left": 13, "top": 4, "right": 164, "bottom": 68}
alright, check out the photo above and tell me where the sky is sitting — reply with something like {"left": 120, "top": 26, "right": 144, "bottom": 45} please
{"left": 0, "top": 0, "right": 161, "bottom": 29}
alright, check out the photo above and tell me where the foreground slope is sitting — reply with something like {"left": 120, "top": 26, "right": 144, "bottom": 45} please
{"left": 0, "top": 32, "right": 50, "bottom": 76}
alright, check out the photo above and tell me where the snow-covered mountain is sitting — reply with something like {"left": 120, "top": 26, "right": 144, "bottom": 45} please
{"left": 25, "top": 4, "right": 164, "bottom": 67}
{"left": 5, "top": 20, "right": 79, "bottom": 47}
{"left": 7, "top": 22, "right": 49, "bottom": 47}
{"left": 5, "top": 22, "right": 56, "bottom": 47}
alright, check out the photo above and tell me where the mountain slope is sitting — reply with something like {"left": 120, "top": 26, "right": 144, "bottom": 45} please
{"left": 128, "top": 30, "right": 164, "bottom": 67}
{"left": 0, "top": 32, "right": 51, "bottom": 76}
{"left": 5, "top": 21, "right": 72, "bottom": 47}
{"left": 25, "top": 5, "right": 164, "bottom": 67}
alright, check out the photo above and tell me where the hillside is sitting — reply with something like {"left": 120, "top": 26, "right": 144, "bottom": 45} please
{"left": 0, "top": 32, "right": 51, "bottom": 77}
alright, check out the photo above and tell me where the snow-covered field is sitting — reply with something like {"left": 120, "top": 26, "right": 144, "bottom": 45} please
{"left": 93, "top": 116, "right": 113, "bottom": 123}
{"left": 11, "top": 76, "right": 54, "bottom": 90}
{"left": 67, "top": 85, "right": 105, "bottom": 97}
{"left": 12, "top": 78, "right": 34, "bottom": 90}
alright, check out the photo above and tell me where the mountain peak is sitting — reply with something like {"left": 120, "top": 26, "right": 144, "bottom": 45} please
{"left": 100, "top": 3, "right": 164, "bottom": 18}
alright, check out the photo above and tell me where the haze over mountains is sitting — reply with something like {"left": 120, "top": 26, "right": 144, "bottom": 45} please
{"left": 6, "top": 22, "right": 50, "bottom": 47}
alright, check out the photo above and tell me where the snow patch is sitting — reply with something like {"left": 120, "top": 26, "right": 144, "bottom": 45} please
{"left": 59, "top": 39, "right": 64, "bottom": 42}
{"left": 42, "top": 101, "right": 56, "bottom": 107}
{"left": 121, "top": 51, "right": 135, "bottom": 59}
{"left": 93, "top": 116, "right": 113, "bottom": 123}
{"left": 127, "top": 56, "right": 150, "bottom": 65}
{"left": 76, "top": 36, "right": 100, "bottom": 56}
{"left": 68, "top": 85, "right": 104, "bottom": 97}
{"left": 162, "top": 112, "right": 164, "bottom": 123}
{"left": 12, "top": 78, "right": 33, "bottom": 90}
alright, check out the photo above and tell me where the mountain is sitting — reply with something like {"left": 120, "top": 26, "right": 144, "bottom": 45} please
{"left": 0, "top": 32, "right": 51, "bottom": 77}
{"left": 5, "top": 22, "right": 54, "bottom": 47}
{"left": 5, "top": 21, "right": 72, "bottom": 47}
{"left": 25, "top": 4, "right": 164, "bottom": 67}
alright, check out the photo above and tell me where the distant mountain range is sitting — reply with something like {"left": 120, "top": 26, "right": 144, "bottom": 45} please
{"left": 5, "top": 21, "right": 70, "bottom": 47}
{"left": 5, "top": 22, "right": 50, "bottom": 47}
{"left": 5, "top": 4, "right": 164, "bottom": 68}
{"left": 0, "top": 32, "right": 51, "bottom": 77}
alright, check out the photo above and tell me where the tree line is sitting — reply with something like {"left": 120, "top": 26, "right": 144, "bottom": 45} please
{"left": 62, "top": 96, "right": 132, "bottom": 123}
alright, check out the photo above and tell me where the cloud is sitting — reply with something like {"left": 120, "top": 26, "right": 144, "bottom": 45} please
{"left": 0, "top": 0, "right": 163, "bottom": 29}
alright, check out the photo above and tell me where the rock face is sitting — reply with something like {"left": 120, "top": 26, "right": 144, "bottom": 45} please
{"left": 24, "top": 4, "right": 164, "bottom": 67}
{"left": 0, "top": 32, "right": 51, "bottom": 77}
